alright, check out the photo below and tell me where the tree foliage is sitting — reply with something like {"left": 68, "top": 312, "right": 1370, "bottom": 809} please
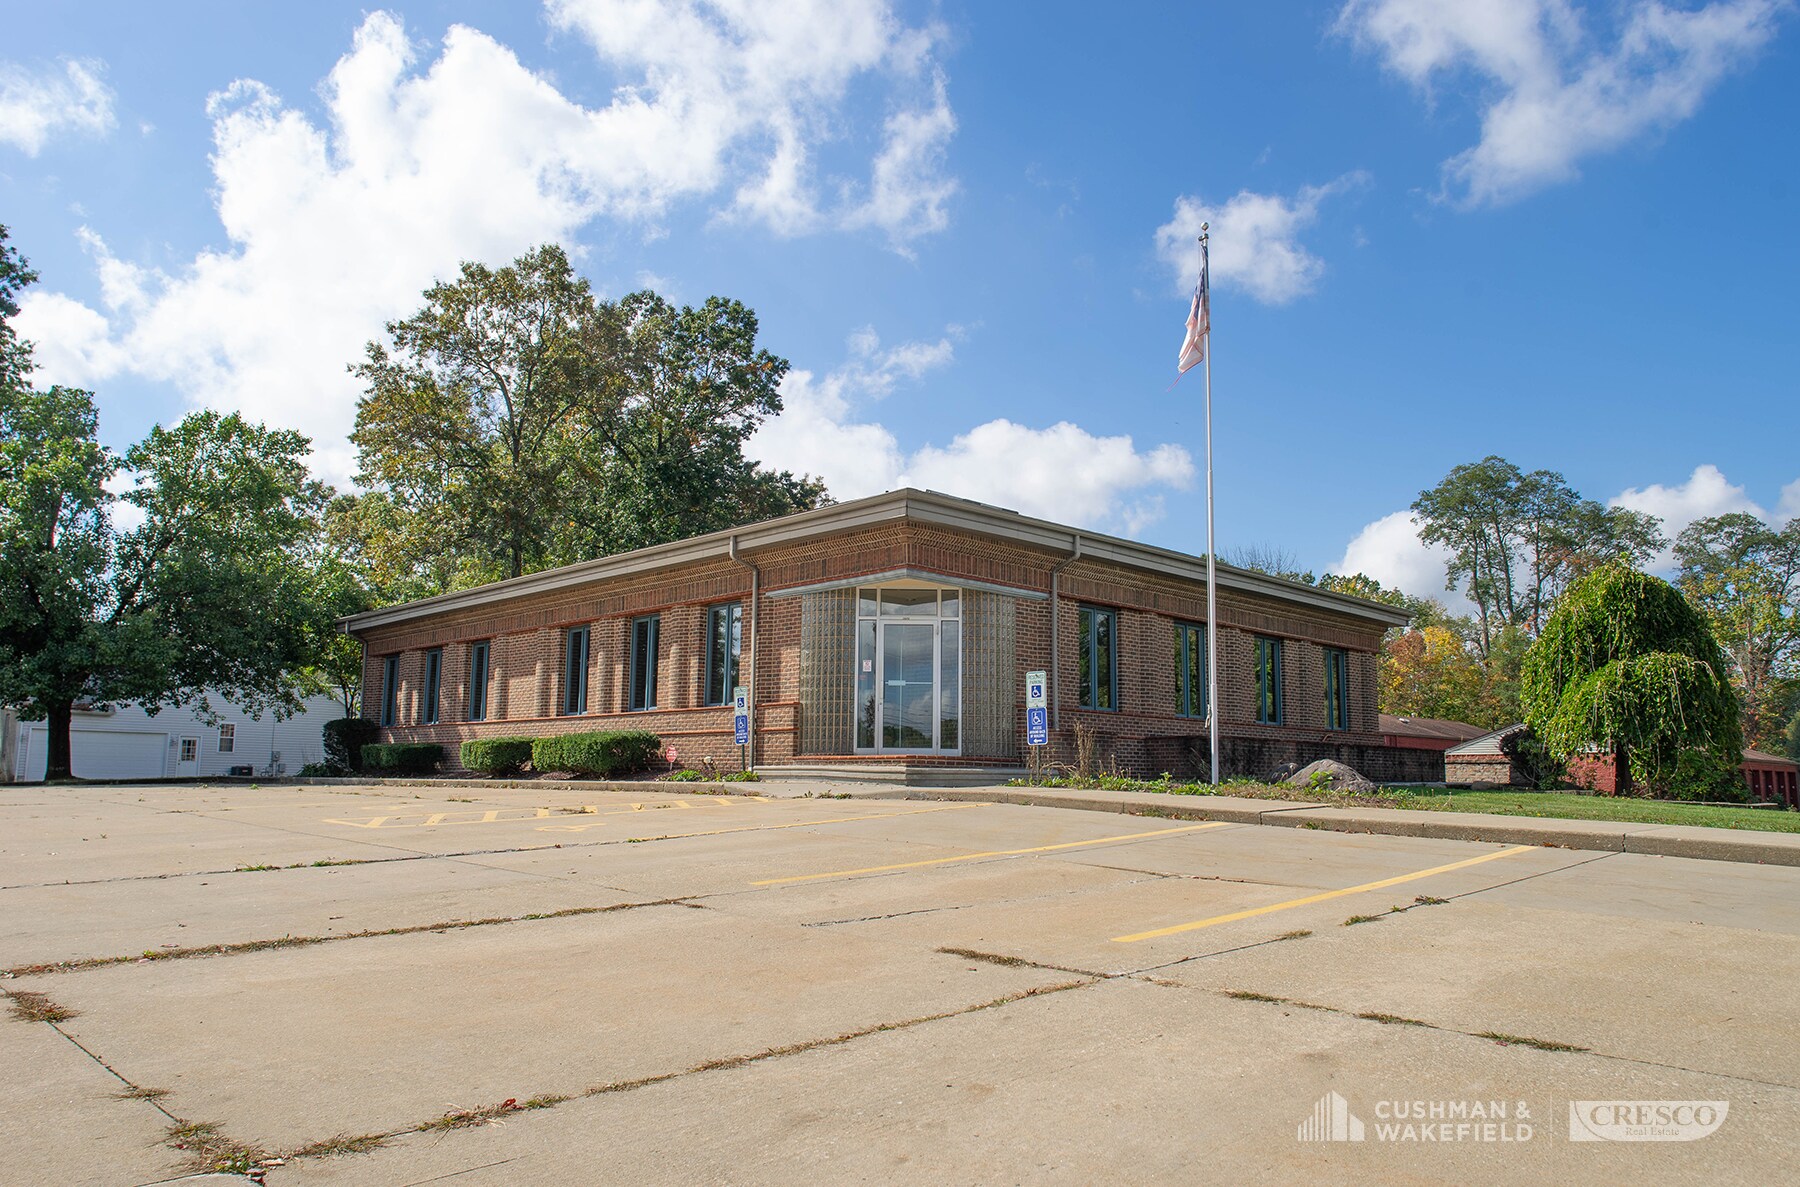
{"left": 1521, "top": 565, "right": 1739, "bottom": 796}
{"left": 1413, "top": 456, "right": 1662, "bottom": 655}
{"left": 1674, "top": 512, "right": 1800, "bottom": 750}
{"left": 348, "top": 245, "right": 827, "bottom": 593}
{"left": 1, "top": 229, "right": 341, "bottom": 778}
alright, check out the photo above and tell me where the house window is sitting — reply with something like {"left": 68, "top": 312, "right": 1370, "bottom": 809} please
{"left": 467, "top": 641, "right": 490, "bottom": 722}
{"left": 423, "top": 648, "right": 442, "bottom": 725}
{"left": 218, "top": 723, "right": 235, "bottom": 753}
{"left": 562, "top": 627, "right": 590, "bottom": 715}
{"left": 705, "top": 603, "right": 741, "bottom": 706}
{"left": 179, "top": 737, "right": 198, "bottom": 763}
{"left": 1254, "top": 636, "right": 1283, "bottom": 724}
{"left": 1323, "top": 647, "right": 1350, "bottom": 731}
{"left": 630, "top": 616, "right": 660, "bottom": 711}
{"left": 1077, "top": 606, "right": 1118, "bottom": 710}
{"left": 1175, "top": 623, "right": 1207, "bottom": 719}
{"left": 380, "top": 655, "right": 399, "bottom": 727}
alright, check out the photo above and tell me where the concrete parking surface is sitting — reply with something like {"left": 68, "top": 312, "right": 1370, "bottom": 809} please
{"left": 4, "top": 780, "right": 1798, "bottom": 1185}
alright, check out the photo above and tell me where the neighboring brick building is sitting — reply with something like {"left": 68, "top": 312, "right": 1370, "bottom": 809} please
{"left": 1568, "top": 748, "right": 1800, "bottom": 804}
{"left": 341, "top": 489, "right": 1419, "bottom": 781}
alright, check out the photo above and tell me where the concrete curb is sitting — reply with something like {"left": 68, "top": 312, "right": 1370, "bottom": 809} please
{"left": 874, "top": 786, "right": 1800, "bottom": 868}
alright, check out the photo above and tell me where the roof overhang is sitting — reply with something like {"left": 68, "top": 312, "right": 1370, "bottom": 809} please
{"left": 340, "top": 488, "right": 1413, "bottom": 634}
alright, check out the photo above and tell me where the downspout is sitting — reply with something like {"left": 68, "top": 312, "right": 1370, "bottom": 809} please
{"left": 1049, "top": 534, "right": 1083, "bottom": 729}
{"left": 728, "top": 535, "right": 760, "bottom": 769}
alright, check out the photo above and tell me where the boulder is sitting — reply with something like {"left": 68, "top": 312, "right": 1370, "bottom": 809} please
{"left": 1284, "top": 758, "right": 1378, "bottom": 796}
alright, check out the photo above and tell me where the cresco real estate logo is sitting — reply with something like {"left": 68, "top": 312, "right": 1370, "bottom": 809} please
{"left": 1568, "top": 1101, "right": 1728, "bottom": 1142}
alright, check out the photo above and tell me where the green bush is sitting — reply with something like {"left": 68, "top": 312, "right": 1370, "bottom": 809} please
{"left": 531, "top": 730, "right": 662, "bottom": 777}
{"left": 461, "top": 737, "right": 535, "bottom": 776}
{"left": 664, "top": 768, "right": 706, "bottom": 782}
{"left": 323, "top": 717, "right": 380, "bottom": 773}
{"left": 360, "top": 742, "right": 444, "bottom": 775}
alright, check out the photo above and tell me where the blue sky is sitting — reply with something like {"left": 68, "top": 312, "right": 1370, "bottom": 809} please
{"left": 4, "top": 1, "right": 1797, "bottom": 606}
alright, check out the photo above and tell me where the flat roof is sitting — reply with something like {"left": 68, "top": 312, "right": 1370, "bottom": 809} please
{"left": 341, "top": 487, "right": 1413, "bottom": 634}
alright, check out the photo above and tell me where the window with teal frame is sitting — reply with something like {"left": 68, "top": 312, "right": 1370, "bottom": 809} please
{"left": 1254, "top": 636, "right": 1283, "bottom": 724}
{"left": 1077, "top": 606, "right": 1118, "bottom": 710}
{"left": 1323, "top": 647, "right": 1350, "bottom": 731}
{"left": 1175, "top": 623, "right": 1207, "bottom": 719}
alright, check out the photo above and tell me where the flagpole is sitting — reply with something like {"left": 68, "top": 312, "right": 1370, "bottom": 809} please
{"left": 1201, "top": 227, "right": 1220, "bottom": 787}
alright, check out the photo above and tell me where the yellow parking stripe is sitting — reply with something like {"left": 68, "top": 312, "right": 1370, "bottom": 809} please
{"left": 752, "top": 821, "right": 1232, "bottom": 886}
{"left": 1111, "top": 844, "right": 1537, "bottom": 942}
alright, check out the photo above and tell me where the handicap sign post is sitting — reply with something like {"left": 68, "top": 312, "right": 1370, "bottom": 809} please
{"left": 1025, "top": 669, "right": 1049, "bottom": 746}
{"left": 733, "top": 687, "right": 750, "bottom": 761}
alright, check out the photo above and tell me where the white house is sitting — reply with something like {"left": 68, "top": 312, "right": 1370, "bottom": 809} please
{"left": 10, "top": 694, "right": 345, "bottom": 782}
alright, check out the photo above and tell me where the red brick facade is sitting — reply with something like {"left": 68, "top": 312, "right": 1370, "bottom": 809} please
{"left": 345, "top": 491, "right": 1412, "bottom": 779}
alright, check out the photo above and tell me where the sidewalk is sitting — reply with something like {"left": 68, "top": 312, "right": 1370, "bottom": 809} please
{"left": 284, "top": 774, "right": 1800, "bottom": 868}
{"left": 840, "top": 783, "right": 1800, "bottom": 868}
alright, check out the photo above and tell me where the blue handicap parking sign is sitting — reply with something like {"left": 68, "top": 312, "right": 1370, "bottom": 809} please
{"left": 1026, "top": 705, "right": 1049, "bottom": 746}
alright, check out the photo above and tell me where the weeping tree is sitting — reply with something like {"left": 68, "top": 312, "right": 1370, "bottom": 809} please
{"left": 1521, "top": 565, "right": 1739, "bottom": 796}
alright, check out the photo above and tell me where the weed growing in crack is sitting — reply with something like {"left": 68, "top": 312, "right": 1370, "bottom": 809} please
{"left": 1342, "top": 914, "right": 1383, "bottom": 927}
{"left": 165, "top": 1121, "right": 270, "bottom": 1175}
{"left": 112, "top": 1085, "right": 170, "bottom": 1101}
{"left": 5, "top": 990, "right": 78, "bottom": 1023}
{"left": 287, "top": 1133, "right": 388, "bottom": 1158}
{"left": 4, "top": 899, "right": 691, "bottom": 978}
{"left": 1357, "top": 1012, "right": 1429, "bottom": 1027}
{"left": 1476, "top": 1031, "right": 1588, "bottom": 1053}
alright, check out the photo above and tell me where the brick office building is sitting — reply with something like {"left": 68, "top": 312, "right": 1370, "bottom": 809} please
{"left": 342, "top": 489, "right": 1421, "bottom": 782}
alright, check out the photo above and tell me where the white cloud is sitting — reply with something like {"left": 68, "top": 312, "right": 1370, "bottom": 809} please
{"left": 10, "top": 289, "right": 128, "bottom": 385}
{"left": 1336, "top": 509, "right": 1475, "bottom": 613}
{"left": 1611, "top": 463, "right": 1767, "bottom": 568}
{"left": 748, "top": 328, "right": 1195, "bottom": 534}
{"left": 27, "top": 5, "right": 956, "bottom": 484}
{"left": 0, "top": 57, "right": 115, "bottom": 154}
{"left": 1154, "top": 174, "right": 1369, "bottom": 303}
{"left": 1338, "top": 0, "right": 1785, "bottom": 206}
{"left": 1778, "top": 478, "right": 1800, "bottom": 525}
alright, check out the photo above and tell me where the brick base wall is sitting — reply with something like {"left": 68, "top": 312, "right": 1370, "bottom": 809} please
{"left": 1139, "top": 732, "right": 1444, "bottom": 784}
{"left": 1446, "top": 756, "right": 1519, "bottom": 786}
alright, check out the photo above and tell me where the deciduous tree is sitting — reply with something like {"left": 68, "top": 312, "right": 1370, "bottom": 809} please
{"left": 1413, "top": 457, "right": 1662, "bottom": 654}
{"left": 1521, "top": 565, "right": 1738, "bottom": 796}
{"left": 0, "top": 228, "right": 338, "bottom": 777}
{"left": 1674, "top": 513, "right": 1800, "bottom": 750}
{"left": 350, "top": 245, "right": 826, "bottom": 592}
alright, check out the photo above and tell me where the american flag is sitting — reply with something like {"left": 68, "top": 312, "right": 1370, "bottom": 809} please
{"left": 1177, "top": 264, "right": 1209, "bottom": 374}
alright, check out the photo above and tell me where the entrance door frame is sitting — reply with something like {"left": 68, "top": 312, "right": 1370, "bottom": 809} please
{"left": 854, "top": 584, "right": 962, "bottom": 757}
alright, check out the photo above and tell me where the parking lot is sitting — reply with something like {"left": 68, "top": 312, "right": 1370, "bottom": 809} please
{"left": 5, "top": 780, "right": 1799, "bottom": 1185}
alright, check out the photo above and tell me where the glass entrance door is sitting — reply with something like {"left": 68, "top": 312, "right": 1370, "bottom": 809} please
{"left": 854, "top": 586, "right": 961, "bottom": 755}
{"left": 881, "top": 622, "right": 937, "bottom": 751}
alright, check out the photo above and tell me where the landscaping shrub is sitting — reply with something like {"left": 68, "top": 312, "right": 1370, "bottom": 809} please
{"left": 461, "top": 737, "right": 535, "bottom": 777}
{"left": 1499, "top": 727, "right": 1566, "bottom": 791}
{"left": 360, "top": 742, "right": 444, "bottom": 775}
{"left": 531, "top": 730, "right": 662, "bottom": 777}
{"left": 323, "top": 717, "right": 380, "bottom": 773}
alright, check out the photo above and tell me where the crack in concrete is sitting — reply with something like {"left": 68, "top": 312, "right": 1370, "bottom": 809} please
{"left": 3, "top": 898, "right": 705, "bottom": 979}
{"left": 1157, "top": 978, "right": 1800, "bottom": 1095}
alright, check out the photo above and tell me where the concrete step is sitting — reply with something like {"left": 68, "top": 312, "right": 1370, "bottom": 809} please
{"left": 760, "top": 763, "right": 1031, "bottom": 788}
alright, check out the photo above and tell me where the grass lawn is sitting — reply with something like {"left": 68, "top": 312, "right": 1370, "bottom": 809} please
{"left": 1409, "top": 789, "right": 1800, "bottom": 834}
{"left": 1014, "top": 776, "right": 1800, "bottom": 835}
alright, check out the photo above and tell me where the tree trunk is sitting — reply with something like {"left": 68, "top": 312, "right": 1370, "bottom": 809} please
{"left": 1613, "top": 742, "right": 1632, "bottom": 797}
{"left": 45, "top": 700, "right": 75, "bottom": 782}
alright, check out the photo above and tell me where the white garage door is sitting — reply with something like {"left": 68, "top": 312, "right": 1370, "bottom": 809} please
{"left": 21, "top": 728, "right": 169, "bottom": 781}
